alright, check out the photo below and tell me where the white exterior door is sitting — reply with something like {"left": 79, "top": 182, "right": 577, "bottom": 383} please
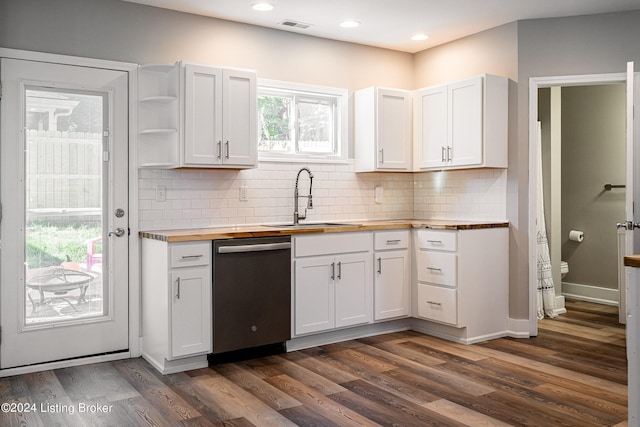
{"left": 0, "top": 58, "right": 129, "bottom": 369}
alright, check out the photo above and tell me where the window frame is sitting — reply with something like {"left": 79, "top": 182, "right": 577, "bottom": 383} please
{"left": 257, "top": 79, "right": 348, "bottom": 163}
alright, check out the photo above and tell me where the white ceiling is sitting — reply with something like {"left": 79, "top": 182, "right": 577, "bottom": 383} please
{"left": 123, "top": 0, "right": 640, "bottom": 53}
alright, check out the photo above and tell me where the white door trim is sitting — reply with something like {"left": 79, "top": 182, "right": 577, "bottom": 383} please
{"left": 0, "top": 48, "right": 140, "bottom": 373}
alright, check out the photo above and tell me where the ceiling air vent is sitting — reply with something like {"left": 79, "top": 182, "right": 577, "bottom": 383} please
{"left": 278, "top": 19, "right": 312, "bottom": 29}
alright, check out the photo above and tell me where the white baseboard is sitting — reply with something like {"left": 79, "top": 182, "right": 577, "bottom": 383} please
{"left": 561, "top": 281, "right": 620, "bottom": 306}
{"left": 507, "top": 318, "right": 531, "bottom": 339}
{"left": 554, "top": 295, "right": 567, "bottom": 315}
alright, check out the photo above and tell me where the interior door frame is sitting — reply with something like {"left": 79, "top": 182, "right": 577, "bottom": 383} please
{"left": 0, "top": 47, "right": 140, "bottom": 376}
{"left": 528, "top": 70, "right": 635, "bottom": 336}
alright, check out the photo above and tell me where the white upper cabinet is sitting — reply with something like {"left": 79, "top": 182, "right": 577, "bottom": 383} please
{"left": 183, "top": 63, "right": 257, "bottom": 168}
{"left": 355, "top": 87, "right": 412, "bottom": 172}
{"left": 138, "top": 61, "right": 257, "bottom": 169}
{"left": 413, "top": 74, "right": 508, "bottom": 171}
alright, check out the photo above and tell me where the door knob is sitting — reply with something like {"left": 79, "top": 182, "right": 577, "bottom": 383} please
{"left": 108, "top": 227, "right": 126, "bottom": 237}
{"left": 616, "top": 221, "right": 640, "bottom": 230}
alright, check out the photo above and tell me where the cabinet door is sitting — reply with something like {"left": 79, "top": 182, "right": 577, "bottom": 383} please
{"left": 414, "top": 84, "right": 448, "bottom": 169}
{"left": 222, "top": 69, "right": 257, "bottom": 166}
{"left": 183, "top": 63, "right": 223, "bottom": 165}
{"left": 448, "top": 76, "right": 482, "bottom": 167}
{"left": 170, "top": 268, "right": 212, "bottom": 358}
{"left": 377, "top": 89, "right": 411, "bottom": 170}
{"left": 335, "top": 252, "right": 372, "bottom": 328}
{"left": 374, "top": 250, "right": 410, "bottom": 320}
{"left": 294, "top": 256, "right": 335, "bottom": 335}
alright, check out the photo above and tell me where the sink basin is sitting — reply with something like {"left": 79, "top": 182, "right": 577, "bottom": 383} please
{"left": 271, "top": 222, "right": 356, "bottom": 228}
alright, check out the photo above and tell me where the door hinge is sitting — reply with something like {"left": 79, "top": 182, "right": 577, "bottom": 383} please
{"left": 103, "top": 151, "right": 110, "bottom": 162}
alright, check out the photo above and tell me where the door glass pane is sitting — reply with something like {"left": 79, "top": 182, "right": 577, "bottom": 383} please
{"left": 24, "top": 88, "right": 107, "bottom": 325}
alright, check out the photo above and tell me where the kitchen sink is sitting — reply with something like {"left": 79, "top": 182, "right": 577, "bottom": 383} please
{"left": 270, "top": 222, "right": 357, "bottom": 228}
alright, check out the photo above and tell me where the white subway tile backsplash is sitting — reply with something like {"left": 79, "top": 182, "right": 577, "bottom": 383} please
{"left": 137, "top": 162, "right": 506, "bottom": 230}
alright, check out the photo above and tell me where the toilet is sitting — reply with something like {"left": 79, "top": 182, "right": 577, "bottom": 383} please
{"left": 560, "top": 261, "right": 569, "bottom": 279}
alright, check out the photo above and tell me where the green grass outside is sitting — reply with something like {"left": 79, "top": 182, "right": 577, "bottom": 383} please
{"left": 26, "top": 223, "right": 102, "bottom": 269}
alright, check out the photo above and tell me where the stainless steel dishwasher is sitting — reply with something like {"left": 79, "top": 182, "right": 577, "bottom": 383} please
{"left": 211, "top": 236, "right": 291, "bottom": 357}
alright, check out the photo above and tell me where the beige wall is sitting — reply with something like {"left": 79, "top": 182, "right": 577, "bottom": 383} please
{"left": 413, "top": 22, "right": 518, "bottom": 87}
{"left": 0, "top": 0, "right": 414, "bottom": 91}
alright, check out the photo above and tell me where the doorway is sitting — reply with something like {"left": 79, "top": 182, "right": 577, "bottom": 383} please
{"left": 538, "top": 84, "right": 626, "bottom": 316}
{"left": 0, "top": 58, "right": 130, "bottom": 369}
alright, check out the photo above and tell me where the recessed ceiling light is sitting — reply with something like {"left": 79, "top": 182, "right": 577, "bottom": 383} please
{"left": 411, "top": 34, "right": 429, "bottom": 41}
{"left": 252, "top": 2, "right": 274, "bottom": 11}
{"left": 340, "top": 20, "right": 360, "bottom": 28}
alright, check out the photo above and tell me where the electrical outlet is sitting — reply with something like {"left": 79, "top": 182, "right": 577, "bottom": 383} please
{"left": 374, "top": 186, "right": 384, "bottom": 203}
{"left": 155, "top": 185, "right": 166, "bottom": 202}
{"left": 239, "top": 185, "right": 248, "bottom": 201}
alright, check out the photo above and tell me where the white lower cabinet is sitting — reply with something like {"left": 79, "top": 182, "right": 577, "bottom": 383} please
{"left": 374, "top": 230, "right": 410, "bottom": 320}
{"left": 141, "top": 239, "right": 212, "bottom": 374}
{"left": 293, "top": 233, "right": 372, "bottom": 336}
{"left": 413, "top": 227, "right": 508, "bottom": 342}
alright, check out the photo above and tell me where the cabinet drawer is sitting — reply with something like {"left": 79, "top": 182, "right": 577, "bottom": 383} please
{"left": 415, "top": 230, "right": 457, "bottom": 252}
{"left": 417, "top": 284, "right": 457, "bottom": 325}
{"left": 295, "top": 232, "right": 371, "bottom": 257}
{"left": 170, "top": 242, "right": 211, "bottom": 268}
{"left": 416, "top": 251, "right": 457, "bottom": 286}
{"left": 374, "top": 230, "right": 409, "bottom": 250}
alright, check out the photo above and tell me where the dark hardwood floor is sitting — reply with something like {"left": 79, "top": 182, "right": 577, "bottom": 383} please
{"left": 0, "top": 300, "right": 627, "bottom": 426}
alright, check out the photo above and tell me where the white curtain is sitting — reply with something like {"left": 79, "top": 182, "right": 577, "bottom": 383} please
{"left": 537, "top": 122, "right": 558, "bottom": 319}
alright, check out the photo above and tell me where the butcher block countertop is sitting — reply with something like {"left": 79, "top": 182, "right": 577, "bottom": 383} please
{"left": 624, "top": 255, "right": 640, "bottom": 268}
{"left": 140, "top": 219, "right": 509, "bottom": 243}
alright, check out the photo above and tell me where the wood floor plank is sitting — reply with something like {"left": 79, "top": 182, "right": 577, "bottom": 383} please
{"left": 220, "top": 366, "right": 302, "bottom": 410}
{"left": 190, "top": 375, "right": 296, "bottom": 427}
{"left": 332, "top": 379, "right": 469, "bottom": 427}
{"left": 423, "top": 399, "right": 514, "bottom": 427}
{"left": 265, "top": 374, "right": 383, "bottom": 427}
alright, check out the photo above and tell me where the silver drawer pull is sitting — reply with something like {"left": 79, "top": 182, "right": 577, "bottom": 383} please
{"left": 181, "top": 254, "right": 203, "bottom": 259}
{"left": 427, "top": 240, "right": 443, "bottom": 244}
{"left": 427, "top": 267, "right": 442, "bottom": 271}
{"left": 386, "top": 239, "right": 401, "bottom": 244}
{"left": 176, "top": 277, "right": 181, "bottom": 299}
{"left": 427, "top": 300, "right": 442, "bottom": 306}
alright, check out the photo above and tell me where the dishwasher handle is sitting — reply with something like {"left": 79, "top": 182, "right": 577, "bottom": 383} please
{"left": 217, "top": 242, "right": 291, "bottom": 254}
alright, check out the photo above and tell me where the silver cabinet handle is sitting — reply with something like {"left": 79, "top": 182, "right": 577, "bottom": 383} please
{"left": 386, "top": 239, "right": 401, "bottom": 244}
{"left": 225, "top": 141, "right": 230, "bottom": 159}
{"left": 337, "top": 261, "right": 342, "bottom": 280}
{"left": 447, "top": 146, "right": 452, "bottom": 162}
{"left": 217, "top": 141, "right": 222, "bottom": 159}
{"left": 427, "top": 267, "right": 442, "bottom": 271}
{"left": 441, "top": 146, "right": 446, "bottom": 162}
{"left": 331, "top": 262, "right": 335, "bottom": 280}
{"left": 108, "top": 227, "right": 126, "bottom": 237}
{"left": 176, "top": 277, "right": 181, "bottom": 299}
{"left": 181, "top": 254, "right": 203, "bottom": 260}
{"left": 377, "top": 257, "right": 382, "bottom": 274}
{"left": 426, "top": 300, "right": 442, "bottom": 306}
{"left": 379, "top": 148, "right": 384, "bottom": 164}
{"left": 426, "top": 239, "right": 442, "bottom": 244}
